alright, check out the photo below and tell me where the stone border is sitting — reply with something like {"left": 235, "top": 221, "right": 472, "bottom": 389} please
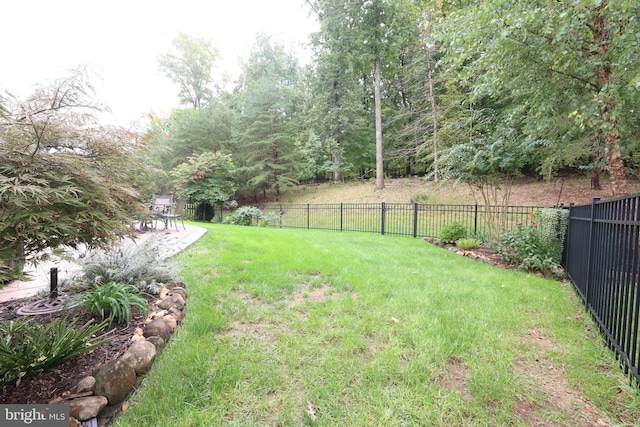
{"left": 51, "top": 282, "right": 188, "bottom": 426}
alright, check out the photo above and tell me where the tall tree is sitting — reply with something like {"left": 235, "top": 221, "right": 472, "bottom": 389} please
{"left": 309, "top": 0, "right": 415, "bottom": 189}
{"left": 438, "top": 0, "right": 640, "bottom": 195}
{"left": 158, "top": 33, "right": 220, "bottom": 111}
{"left": 234, "top": 34, "right": 302, "bottom": 201}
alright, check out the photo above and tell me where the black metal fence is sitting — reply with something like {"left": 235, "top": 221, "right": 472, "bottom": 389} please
{"left": 260, "top": 203, "right": 539, "bottom": 238}
{"left": 565, "top": 195, "right": 640, "bottom": 385}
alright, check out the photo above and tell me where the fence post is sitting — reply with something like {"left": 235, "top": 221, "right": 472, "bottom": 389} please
{"left": 279, "top": 203, "right": 283, "bottom": 228}
{"left": 381, "top": 202, "right": 386, "bottom": 236}
{"left": 307, "top": 203, "right": 310, "bottom": 230}
{"left": 474, "top": 204, "right": 478, "bottom": 235}
{"left": 413, "top": 203, "right": 418, "bottom": 238}
{"left": 585, "top": 197, "right": 600, "bottom": 305}
{"left": 340, "top": 203, "right": 343, "bottom": 232}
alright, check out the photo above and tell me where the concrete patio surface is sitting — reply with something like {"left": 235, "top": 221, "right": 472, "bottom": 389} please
{"left": 0, "top": 224, "right": 208, "bottom": 303}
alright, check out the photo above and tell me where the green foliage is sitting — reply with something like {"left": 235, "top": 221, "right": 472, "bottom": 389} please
{"left": 158, "top": 33, "right": 219, "bottom": 111}
{"left": 0, "top": 317, "right": 112, "bottom": 387}
{"left": 222, "top": 206, "right": 264, "bottom": 226}
{"left": 535, "top": 208, "right": 569, "bottom": 264}
{"left": 259, "top": 212, "right": 281, "bottom": 228}
{"left": 497, "top": 225, "right": 562, "bottom": 276}
{"left": 81, "top": 281, "right": 149, "bottom": 325}
{"left": 438, "top": 222, "right": 467, "bottom": 244}
{"left": 0, "top": 69, "right": 144, "bottom": 283}
{"left": 72, "top": 238, "right": 178, "bottom": 295}
{"left": 170, "top": 151, "right": 237, "bottom": 207}
{"left": 456, "top": 238, "right": 481, "bottom": 250}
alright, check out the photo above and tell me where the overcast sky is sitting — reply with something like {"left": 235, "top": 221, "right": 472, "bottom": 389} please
{"left": 1, "top": 0, "right": 317, "bottom": 126}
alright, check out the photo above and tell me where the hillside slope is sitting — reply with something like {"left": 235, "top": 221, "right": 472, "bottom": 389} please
{"left": 269, "top": 175, "right": 640, "bottom": 207}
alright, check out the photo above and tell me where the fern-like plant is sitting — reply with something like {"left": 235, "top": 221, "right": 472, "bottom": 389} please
{"left": 81, "top": 281, "right": 149, "bottom": 325}
{"left": 0, "top": 317, "right": 112, "bottom": 387}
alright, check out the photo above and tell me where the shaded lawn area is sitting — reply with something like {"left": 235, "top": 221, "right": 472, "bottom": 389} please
{"left": 114, "top": 224, "right": 640, "bottom": 426}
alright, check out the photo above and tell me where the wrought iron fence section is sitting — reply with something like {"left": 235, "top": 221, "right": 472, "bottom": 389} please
{"left": 261, "top": 202, "right": 539, "bottom": 238}
{"left": 565, "top": 195, "right": 640, "bottom": 386}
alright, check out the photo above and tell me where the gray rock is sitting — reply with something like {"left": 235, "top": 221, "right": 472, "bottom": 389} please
{"left": 143, "top": 318, "right": 171, "bottom": 341}
{"left": 121, "top": 341, "right": 157, "bottom": 374}
{"left": 69, "top": 395, "right": 108, "bottom": 421}
{"left": 93, "top": 359, "right": 137, "bottom": 405}
{"left": 73, "top": 376, "right": 96, "bottom": 394}
{"left": 145, "top": 335, "right": 166, "bottom": 351}
{"left": 157, "top": 295, "right": 185, "bottom": 311}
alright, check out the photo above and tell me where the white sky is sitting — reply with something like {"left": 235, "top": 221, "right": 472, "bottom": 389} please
{"left": 1, "top": 0, "right": 318, "bottom": 126}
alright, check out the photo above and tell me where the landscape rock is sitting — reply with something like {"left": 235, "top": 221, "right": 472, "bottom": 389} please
{"left": 163, "top": 314, "right": 177, "bottom": 332}
{"left": 143, "top": 318, "right": 172, "bottom": 341}
{"left": 93, "top": 359, "right": 137, "bottom": 405}
{"left": 145, "top": 335, "right": 166, "bottom": 351}
{"left": 168, "top": 287, "right": 187, "bottom": 299}
{"left": 73, "top": 376, "right": 96, "bottom": 394}
{"left": 156, "top": 295, "right": 185, "bottom": 311}
{"left": 121, "top": 340, "right": 157, "bottom": 374}
{"left": 69, "top": 395, "right": 108, "bottom": 421}
{"left": 167, "top": 281, "right": 187, "bottom": 290}
{"left": 168, "top": 307, "right": 185, "bottom": 321}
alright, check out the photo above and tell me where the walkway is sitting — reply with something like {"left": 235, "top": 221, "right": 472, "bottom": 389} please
{"left": 0, "top": 224, "right": 207, "bottom": 303}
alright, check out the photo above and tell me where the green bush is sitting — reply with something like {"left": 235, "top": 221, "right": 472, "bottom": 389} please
{"left": 535, "top": 208, "right": 569, "bottom": 264}
{"left": 222, "top": 206, "right": 264, "bottom": 226}
{"left": 497, "top": 225, "right": 562, "bottom": 276}
{"left": 456, "top": 238, "right": 481, "bottom": 250}
{"left": 0, "top": 317, "right": 112, "bottom": 386}
{"left": 438, "top": 222, "right": 468, "bottom": 244}
{"left": 73, "top": 238, "right": 178, "bottom": 295}
{"left": 80, "top": 281, "right": 149, "bottom": 325}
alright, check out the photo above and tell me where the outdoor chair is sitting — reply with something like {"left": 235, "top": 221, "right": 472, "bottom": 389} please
{"left": 151, "top": 195, "right": 185, "bottom": 231}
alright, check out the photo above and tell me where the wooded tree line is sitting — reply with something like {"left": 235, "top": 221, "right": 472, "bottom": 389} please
{"left": 144, "top": 0, "right": 639, "bottom": 202}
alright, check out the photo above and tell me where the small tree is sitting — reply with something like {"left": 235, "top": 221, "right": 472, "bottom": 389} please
{"left": 439, "top": 134, "right": 542, "bottom": 241}
{"left": 0, "top": 68, "right": 144, "bottom": 282}
{"left": 169, "top": 151, "right": 236, "bottom": 212}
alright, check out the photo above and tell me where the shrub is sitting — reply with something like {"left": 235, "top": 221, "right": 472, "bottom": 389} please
{"left": 259, "top": 212, "right": 281, "bottom": 227}
{"left": 438, "top": 222, "right": 468, "bottom": 244}
{"left": 535, "top": 208, "right": 569, "bottom": 264}
{"left": 0, "top": 317, "right": 112, "bottom": 386}
{"left": 456, "top": 238, "right": 481, "bottom": 250}
{"left": 80, "top": 281, "right": 149, "bottom": 325}
{"left": 222, "top": 206, "right": 264, "bottom": 226}
{"left": 73, "top": 238, "right": 178, "bottom": 295}
{"left": 497, "top": 224, "right": 562, "bottom": 275}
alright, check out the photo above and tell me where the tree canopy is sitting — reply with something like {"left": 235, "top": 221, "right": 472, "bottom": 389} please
{"left": 0, "top": 68, "right": 144, "bottom": 282}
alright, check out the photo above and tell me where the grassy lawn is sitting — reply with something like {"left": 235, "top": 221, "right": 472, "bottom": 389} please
{"left": 114, "top": 224, "right": 640, "bottom": 426}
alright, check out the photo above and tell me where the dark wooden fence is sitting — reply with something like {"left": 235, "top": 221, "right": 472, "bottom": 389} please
{"left": 565, "top": 195, "right": 640, "bottom": 385}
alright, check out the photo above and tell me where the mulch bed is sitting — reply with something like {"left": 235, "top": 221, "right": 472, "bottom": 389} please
{"left": 0, "top": 298, "right": 150, "bottom": 404}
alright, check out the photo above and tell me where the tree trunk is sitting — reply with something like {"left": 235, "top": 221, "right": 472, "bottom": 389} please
{"left": 591, "top": 168, "right": 602, "bottom": 190}
{"left": 426, "top": 49, "right": 439, "bottom": 182}
{"left": 332, "top": 153, "right": 342, "bottom": 183}
{"left": 374, "top": 56, "right": 384, "bottom": 190}
{"left": 592, "top": 0, "right": 628, "bottom": 196}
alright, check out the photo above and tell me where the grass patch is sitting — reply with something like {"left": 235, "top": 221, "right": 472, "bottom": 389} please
{"left": 114, "top": 224, "right": 640, "bottom": 426}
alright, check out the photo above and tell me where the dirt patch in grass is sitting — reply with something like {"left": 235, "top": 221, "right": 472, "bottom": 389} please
{"left": 287, "top": 283, "right": 341, "bottom": 308}
{"left": 514, "top": 330, "right": 611, "bottom": 426}
{"left": 438, "top": 358, "right": 472, "bottom": 400}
